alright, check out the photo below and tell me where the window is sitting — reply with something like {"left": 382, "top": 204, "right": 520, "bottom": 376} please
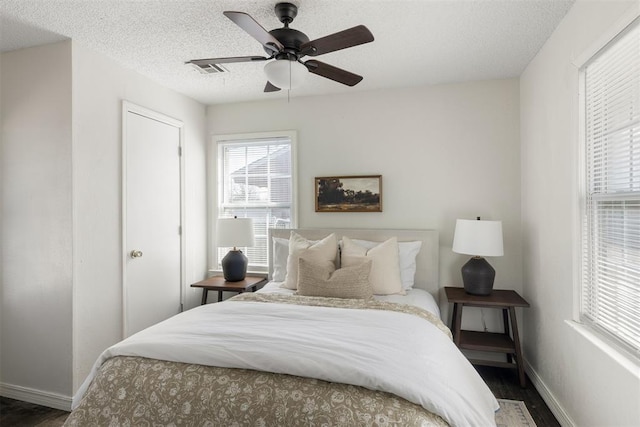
{"left": 581, "top": 17, "right": 640, "bottom": 353}
{"left": 215, "top": 131, "right": 297, "bottom": 272}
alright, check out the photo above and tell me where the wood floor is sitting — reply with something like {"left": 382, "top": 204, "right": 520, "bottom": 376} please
{"left": 1, "top": 367, "right": 559, "bottom": 426}
{"left": 0, "top": 396, "right": 69, "bottom": 426}
{"left": 476, "top": 365, "right": 561, "bottom": 427}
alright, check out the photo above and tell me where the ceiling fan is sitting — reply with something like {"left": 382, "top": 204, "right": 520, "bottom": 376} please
{"left": 186, "top": 2, "right": 374, "bottom": 92}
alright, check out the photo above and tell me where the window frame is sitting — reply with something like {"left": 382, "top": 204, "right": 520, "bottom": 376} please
{"left": 209, "top": 130, "right": 298, "bottom": 274}
{"left": 577, "top": 14, "right": 640, "bottom": 357}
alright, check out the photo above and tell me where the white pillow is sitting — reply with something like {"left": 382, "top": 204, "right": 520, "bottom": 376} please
{"left": 272, "top": 237, "right": 290, "bottom": 282}
{"left": 282, "top": 232, "right": 338, "bottom": 290}
{"left": 349, "top": 238, "right": 422, "bottom": 290}
{"left": 341, "top": 236, "right": 404, "bottom": 295}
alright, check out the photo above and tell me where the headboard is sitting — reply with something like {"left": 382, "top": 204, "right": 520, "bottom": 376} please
{"left": 268, "top": 228, "right": 439, "bottom": 297}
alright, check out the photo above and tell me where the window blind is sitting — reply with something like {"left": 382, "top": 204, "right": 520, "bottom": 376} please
{"left": 218, "top": 137, "right": 293, "bottom": 270}
{"left": 582, "top": 18, "right": 640, "bottom": 353}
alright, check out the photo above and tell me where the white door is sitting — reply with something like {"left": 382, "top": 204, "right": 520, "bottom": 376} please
{"left": 123, "top": 103, "right": 183, "bottom": 337}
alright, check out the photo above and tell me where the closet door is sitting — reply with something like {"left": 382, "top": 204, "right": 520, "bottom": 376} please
{"left": 123, "top": 103, "right": 183, "bottom": 337}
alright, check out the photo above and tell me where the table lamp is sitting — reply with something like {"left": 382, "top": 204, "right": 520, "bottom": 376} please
{"left": 452, "top": 217, "right": 504, "bottom": 295}
{"left": 216, "top": 216, "right": 255, "bottom": 281}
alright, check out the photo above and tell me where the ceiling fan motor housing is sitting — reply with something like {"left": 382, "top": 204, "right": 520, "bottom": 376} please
{"left": 267, "top": 27, "right": 309, "bottom": 59}
{"left": 264, "top": 3, "right": 309, "bottom": 59}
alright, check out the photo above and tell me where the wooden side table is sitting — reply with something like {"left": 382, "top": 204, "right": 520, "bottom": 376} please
{"left": 191, "top": 275, "right": 267, "bottom": 304}
{"left": 445, "top": 286, "right": 530, "bottom": 387}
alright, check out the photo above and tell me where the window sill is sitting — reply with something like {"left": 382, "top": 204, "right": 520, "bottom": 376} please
{"left": 565, "top": 320, "right": 640, "bottom": 377}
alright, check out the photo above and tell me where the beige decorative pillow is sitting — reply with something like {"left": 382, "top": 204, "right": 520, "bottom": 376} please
{"left": 341, "top": 236, "right": 404, "bottom": 295}
{"left": 282, "top": 232, "right": 338, "bottom": 290}
{"left": 297, "top": 258, "right": 373, "bottom": 299}
{"left": 348, "top": 239, "right": 422, "bottom": 290}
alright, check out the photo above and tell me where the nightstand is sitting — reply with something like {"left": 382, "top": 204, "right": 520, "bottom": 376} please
{"left": 444, "top": 286, "right": 530, "bottom": 387}
{"left": 191, "top": 275, "right": 267, "bottom": 304}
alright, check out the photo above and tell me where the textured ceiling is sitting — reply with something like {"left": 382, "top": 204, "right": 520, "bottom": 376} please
{"left": 0, "top": 0, "right": 574, "bottom": 105}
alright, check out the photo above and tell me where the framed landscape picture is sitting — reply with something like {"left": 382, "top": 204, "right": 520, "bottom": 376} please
{"left": 315, "top": 175, "right": 382, "bottom": 212}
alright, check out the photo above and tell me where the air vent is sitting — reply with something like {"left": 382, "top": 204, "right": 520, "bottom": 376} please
{"left": 190, "top": 62, "right": 229, "bottom": 74}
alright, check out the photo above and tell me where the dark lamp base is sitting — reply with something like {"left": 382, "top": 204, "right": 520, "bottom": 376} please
{"left": 461, "top": 256, "right": 495, "bottom": 296}
{"left": 221, "top": 250, "right": 248, "bottom": 282}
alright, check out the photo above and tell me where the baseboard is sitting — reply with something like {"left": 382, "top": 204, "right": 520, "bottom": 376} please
{"left": 524, "top": 360, "right": 575, "bottom": 427}
{"left": 0, "top": 382, "right": 71, "bottom": 412}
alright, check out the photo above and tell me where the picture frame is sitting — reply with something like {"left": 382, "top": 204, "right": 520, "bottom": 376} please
{"left": 315, "top": 175, "right": 382, "bottom": 212}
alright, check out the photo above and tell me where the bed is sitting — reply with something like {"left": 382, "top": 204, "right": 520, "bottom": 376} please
{"left": 65, "top": 228, "right": 499, "bottom": 426}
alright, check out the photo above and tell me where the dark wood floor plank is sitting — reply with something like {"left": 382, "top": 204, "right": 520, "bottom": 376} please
{"left": 0, "top": 397, "right": 69, "bottom": 427}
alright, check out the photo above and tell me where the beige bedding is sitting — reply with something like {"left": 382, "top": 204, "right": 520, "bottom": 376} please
{"left": 64, "top": 355, "right": 448, "bottom": 426}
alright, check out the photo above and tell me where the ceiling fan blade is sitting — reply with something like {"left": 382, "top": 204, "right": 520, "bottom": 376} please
{"left": 187, "top": 56, "right": 269, "bottom": 66}
{"left": 264, "top": 81, "right": 281, "bottom": 92}
{"left": 223, "top": 11, "right": 284, "bottom": 54}
{"left": 304, "top": 60, "right": 363, "bottom": 86}
{"left": 301, "top": 25, "right": 374, "bottom": 57}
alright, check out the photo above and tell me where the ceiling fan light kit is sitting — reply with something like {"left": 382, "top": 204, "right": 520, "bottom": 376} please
{"left": 264, "top": 60, "right": 308, "bottom": 90}
{"left": 187, "top": 2, "right": 374, "bottom": 93}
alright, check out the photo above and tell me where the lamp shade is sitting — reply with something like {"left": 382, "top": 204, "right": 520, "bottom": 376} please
{"left": 452, "top": 219, "right": 504, "bottom": 257}
{"left": 216, "top": 217, "right": 255, "bottom": 248}
{"left": 264, "top": 59, "right": 308, "bottom": 90}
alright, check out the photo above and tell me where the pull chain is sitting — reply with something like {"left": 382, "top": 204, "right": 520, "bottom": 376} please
{"left": 288, "top": 60, "right": 292, "bottom": 103}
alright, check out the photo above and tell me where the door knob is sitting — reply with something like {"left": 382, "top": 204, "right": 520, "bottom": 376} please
{"left": 130, "top": 250, "right": 143, "bottom": 258}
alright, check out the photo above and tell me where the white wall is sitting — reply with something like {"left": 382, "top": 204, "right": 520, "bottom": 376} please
{"left": 1, "top": 40, "right": 207, "bottom": 407}
{"left": 207, "top": 79, "right": 522, "bottom": 326}
{"left": 1, "top": 42, "right": 73, "bottom": 399}
{"left": 520, "top": 1, "right": 640, "bottom": 425}
{"left": 71, "top": 41, "right": 208, "bottom": 392}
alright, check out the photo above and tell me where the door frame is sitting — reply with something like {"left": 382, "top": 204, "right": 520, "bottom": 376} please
{"left": 121, "top": 101, "right": 186, "bottom": 339}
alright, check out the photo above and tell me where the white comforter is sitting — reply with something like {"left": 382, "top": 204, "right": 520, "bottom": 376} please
{"left": 74, "top": 297, "right": 498, "bottom": 426}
